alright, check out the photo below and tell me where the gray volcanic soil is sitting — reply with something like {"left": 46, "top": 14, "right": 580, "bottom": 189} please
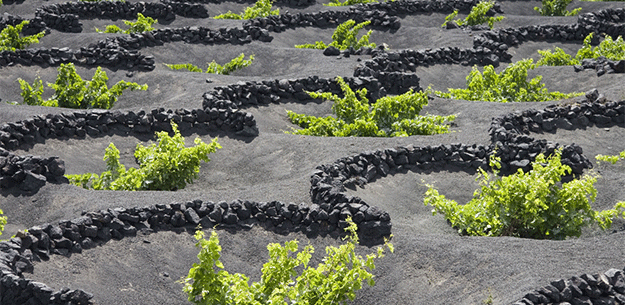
{"left": 1, "top": 0, "right": 625, "bottom": 304}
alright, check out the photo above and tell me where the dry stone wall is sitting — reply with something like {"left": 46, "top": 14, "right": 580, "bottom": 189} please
{"left": 513, "top": 268, "right": 625, "bottom": 305}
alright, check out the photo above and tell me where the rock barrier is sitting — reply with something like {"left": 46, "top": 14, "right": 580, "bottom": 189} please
{"left": 0, "top": 194, "right": 391, "bottom": 304}
{"left": 0, "top": 46, "right": 155, "bottom": 71}
{"left": 244, "top": 0, "right": 501, "bottom": 32}
{"left": 574, "top": 57, "right": 625, "bottom": 76}
{"left": 165, "top": 0, "right": 316, "bottom": 7}
{"left": 354, "top": 46, "right": 507, "bottom": 77}
{"left": 36, "top": 1, "right": 177, "bottom": 29}
{"left": 203, "top": 74, "right": 422, "bottom": 112}
{"left": 0, "top": 13, "right": 48, "bottom": 36}
{"left": 0, "top": 148, "right": 67, "bottom": 192}
{"left": 352, "top": 8, "right": 625, "bottom": 74}
{"left": 0, "top": 25, "right": 273, "bottom": 70}
{"left": 512, "top": 268, "right": 625, "bottom": 305}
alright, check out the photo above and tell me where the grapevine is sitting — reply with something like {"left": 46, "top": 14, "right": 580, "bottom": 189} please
{"left": 441, "top": 1, "right": 504, "bottom": 29}
{"left": 295, "top": 20, "right": 376, "bottom": 50}
{"left": 96, "top": 13, "right": 157, "bottom": 34}
{"left": 0, "top": 20, "right": 45, "bottom": 52}
{"left": 534, "top": 0, "right": 581, "bottom": 16}
{"left": 18, "top": 63, "right": 147, "bottom": 109}
{"left": 214, "top": 0, "right": 278, "bottom": 20}
{"left": 287, "top": 76, "right": 455, "bottom": 137}
{"left": 424, "top": 149, "right": 625, "bottom": 239}
{"left": 165, "top": 54, "right": 255, "bottom": 75}
{"left": 434, "top": 59, "right": 583, "bottom": 102}
{"left": 181, "top": 217, "right": 393, "bottom": 305}
{"left": 66, "top": 122, "right": 221, "bottom": 191}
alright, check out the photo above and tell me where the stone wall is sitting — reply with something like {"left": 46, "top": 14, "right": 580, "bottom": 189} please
{"left": 513, "top": 268, "right": 625, "bottom": 305}
{"left": 0, "top": 195, "right": 391, "bottom": 304}
{"left": 0, "top": 25, "right": 273, "bottom": 70}
{"left": 244, "top": 0, "right": 500, "bottom": 32}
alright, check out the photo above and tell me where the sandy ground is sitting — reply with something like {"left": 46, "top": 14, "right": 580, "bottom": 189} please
{"left": 1, "top": 0, "right": 625, "bottom": 304}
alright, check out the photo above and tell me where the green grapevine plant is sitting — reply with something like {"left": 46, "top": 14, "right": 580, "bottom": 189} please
{"left": 96, "top": 13, "right": 157, "bottom": 33}
{"left": 434, "top": 59, "right": 583, "bottom": 102}
{"left": 596, "top": 150, "right": 625, "bottom": 164}
{"left": 165, "top": 54, "right": 255, "bottom": 75}
{"left": 181, "top": 218, "right": 393, "bottom": 305}
{"left": 0, "top": 20, "right": 45, "bottom": 51}
{"left": 18, "top": 63, "right": 147, "bottom": 109}
{"left": 424, "top": 149, "right": 625, "bottom": 239}
{"left": 214, "top": 0, "right": 278, "bottom": 20}
{"left": 576, "top": 33, "right": 625, "bottom": 61}
{"left": 295, "top": 20, "right": 376, "bottom": 50}
{"left": 287, "top": 76, "right": 456, "bottom": 137}
{"left": 534, "top": 0, "right": 581, "bottom": 16}
{"left": 0, "top": 209, "right": 6, "bottom": 236}
{"left": 536, "top": 47, "right": 577, "bottom": 66}
{"left": 66, "top": 122, "right": 221, "bottom": 191}
{"left": 537, "top": 33, "right": 625, "bottom": 66}
{"left": 325, "top": 0, "right": 378, "bottom": 6}
{"left": 441, "top": 0, "right": 504, "bottom": 29}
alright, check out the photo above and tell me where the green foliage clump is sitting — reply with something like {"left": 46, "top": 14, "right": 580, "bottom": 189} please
{"left": 96, "top": 13, "right": 157, "bottom": 33}
{"left": 536, "top": 47, "right": 578, "bottom": 66}
{"left": 576, "top": 33, "right": 625, "bottom": 61}
{"left": 441, "top": 1, "right": 504, "bottom": 29}
{"left": 0, "top": 20, "right": 46, "bottom": 52}
{"left": 434, "top": 59, "right": 583, "bottom": 102}
{"left": 596, "top": 150, "right": 625, "bottom": 164}
{"left": 18, "top": 63, "right": 147, "bottom": 109}
{"left": 165, "top": 54, "right": 255, "bottom": 75}
{"left": 534, "top": 0, "right": 581, "bottom": 16}
{"left": 537, "top": 33, "right": 625, "bottom": 67}
{"left": 325, "top": 0, "right": 377, "bottom": 6}
{"left": 164, "top": 63, "right": 204, "bottom": 73}
{"left": 214, "top": 0, "right": 278, "bottom": 20}
{"left": 0, "top": 209, "right": 6, "bottom": 236}
{"left": 287, "top": 76, "right": 456, "bottom": 137}
{"left": 66, "top": 122, "right": 221, "bottom": 191}
{"left": 424, "top": 150, "right": 625, "bottom": 239}
{"left": 295, "top": 20, "right": 376, "bottom": 50}
{"left": 182, "top": 218, "right": 393, "bottom": 305}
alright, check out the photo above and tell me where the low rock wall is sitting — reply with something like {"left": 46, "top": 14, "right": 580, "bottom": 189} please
{"left": 0, "top": 148, "right": 67, "bottom": 192}
{"left": 36, "top": 1, "right": 177, "bottom": 25}
{"left": 0, "top": 14, "right": 48, "bottom": 36}
{"left": 353, "top": 8, "right": 625, "bottom": 75}
{"left": 202, "top": 74, "right": 422, "bottom": 111}
{"left": 0, "top": 25, "right": 272, "bottom": 70}
{"left": 353, "top": 47, "right": 507, "bottom": 77}
{"left": 513, "top": 268, "right": 625, "bottom": 305}
{"left": 164, "top": 0, "right": 316, "bottom": 7}
{"left": 244, "top": 0, "right": 500, "bottom": 32}
{"left": 0, "top": 195, "right": 391, "bottom": 304}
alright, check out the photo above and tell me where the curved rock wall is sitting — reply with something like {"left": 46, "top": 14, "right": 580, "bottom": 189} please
{"left": 0, "top": 13, "right": 48, "bottom": 36}
{"left": 244, "top": 0, "right": 501, "bottom": 32}
{"left": 203, "top": 74, "right": 421, "bottom": 111}
{"left": 354, "top": 8, "right": 625, "bottom": 76}
{"left": 0, "top": 25, "right": 272, "bottom": 70}
{"left": 36, "top": 1, "right": 178, "bottom": 24}
{"left": 0, "top": 193, "right": 391, "bottom": 304}
{"left": 165, "top": 0, "right": 316, "bottom": 7}
{"left": 513, "top": 268, "right": 625, "bottom": 305}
